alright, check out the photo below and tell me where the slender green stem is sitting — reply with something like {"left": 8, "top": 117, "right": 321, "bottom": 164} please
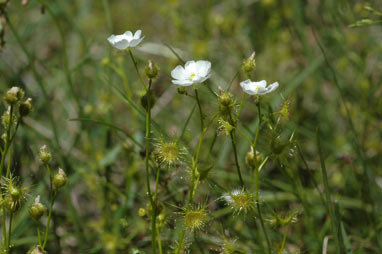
{"left": 0, "top": 105, "right": 13, "bottom": 178}
{"left": 228, "top": 110, "right": 244, "bottom": 187}
{"left": 156, "top": 223, "right": 163, "bottom": 254}
{"left": 37, "top": 224, "right": 42, "bottom": 246}
{"left": 175, "top": 230, "right": 185, "bottom": 254}
{"left": 6, "top": 212, "right": 13, "bottom": 253}
{"left": 188, "top": 89, "right": 205, "bottom": 203}
{"left": 128, "top": 50, "right": 147, "bottom": 90}
{"left": 278, "top": 227, "right": 287, "bottom": 254}
{"left": 42, "top": 191, "right": 56, "bottom": 249}
{"left": 254, "top": 163, "right": 272, "bottom": 254}
{"left": 250, "top": 99, "right": 272, "bottom": 254}
{"left": 2, "top": 209, "right": 6, "bottom": 249}
{"left": 237, "top": 92, "right": 246, "bottom": 118}
{"left": 144, "top": 80, "right": 156, "bottom": 254}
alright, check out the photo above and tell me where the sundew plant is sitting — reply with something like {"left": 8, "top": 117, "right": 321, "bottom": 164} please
{"left": 0, "top": 0, "right": 382, "bottom": 253}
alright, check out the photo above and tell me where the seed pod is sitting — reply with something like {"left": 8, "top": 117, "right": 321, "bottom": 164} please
{"left": 19, "top": 98, "right": 33, "bottom": 117}
{"left": 52, "top": 168, "right": 67, "bottom": 189}
{"left": 39, "top": 145, "right": 51, "bottom": 164}
{"left": 29, "top": 196, "right": 46, "bottom": 220}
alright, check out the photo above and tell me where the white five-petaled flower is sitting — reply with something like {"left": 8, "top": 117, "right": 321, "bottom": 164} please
{"left": 240, "top": 79, "right": 279, "bottom": 95}
{"left": 171, "top": 60, "right": 211, "bottom": 86}
{"left": 107, "top": 30, "right": 144, "bottom": 50}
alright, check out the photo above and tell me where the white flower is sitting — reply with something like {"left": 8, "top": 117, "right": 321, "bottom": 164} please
{"left": 240, "top": 79, "right": 279, "bottom": 95}
{"left": 107, "top": 30, "right": 144, "bottom": 50}
{"left": 171, "top": 60, "right": 211, "bottom": 86}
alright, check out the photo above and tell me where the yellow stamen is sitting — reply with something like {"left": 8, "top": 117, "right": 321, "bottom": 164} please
{"left": 189, "top": 73, "right": 196, "bottom": 81}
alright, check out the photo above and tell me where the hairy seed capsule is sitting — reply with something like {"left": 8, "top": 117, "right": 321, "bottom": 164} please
{"left": 52, "top": 168, "right": 67, "bottom": 189}
{"left": 29, "top": 196, "right": 46, "bottom": 220}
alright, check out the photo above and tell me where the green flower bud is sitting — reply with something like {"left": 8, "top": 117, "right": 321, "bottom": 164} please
{"left": 245, "top": 147, "right": 263, "bottom": 168}
{"left": 4, "top": 86, "right": 24, "bottom": 105}
{"left": 52, "top": 168, "right": 67, "bottom": 189}
{"left": 140, "top": 90, "right": 156, "bottom": 110}
{"left": 144, "top": 60, "right": 159, "bottom": 79}
{"left": 39, "top": 145, "right": 51, "bottom": 164}
{"left": 19, "top": 98, "right": 33, "bottom": 117}
{"left": 29, "top": 196, "right": 46, "bottom": 220}
{"left": 218, "top": 91, "right": 234, "bottom": 107}
{"left": 242, "top": 52, "right": 256, "bottom": 74}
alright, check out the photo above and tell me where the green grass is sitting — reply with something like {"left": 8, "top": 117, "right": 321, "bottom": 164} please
{"left": 0, "top": 0, "right": 382, "bottom": 253}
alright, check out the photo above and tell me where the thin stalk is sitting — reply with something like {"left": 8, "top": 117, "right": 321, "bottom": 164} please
{"left": 278, "top": 227, "right": 287, "bottom": 254}
{"left": 42, "top": 191, "right": 56, "bottom": 249}
{"left": 144, "top": 80, "right": 156, "bottom": 254}
{"left": 188, "top": 89, "right": 205, "bottom": 203}
{"left": 6, "top": 212, "right": 13, "bottom": 253}
{"left": 156, "top": 224, "right": 163, "bottom": 254}
{"left": 254, "top": 164, "right": 272, "bottom": 254}
{"left": 316, "top": 128, "right": 342, "bottom": 254}
{"left": 251, "top": 100, "right": 271, "bottom": 254}
{"left": 2, "top": 209, "right": 6, "bottom": 249}
{"left": 0, "top": 105, "right": 13, "bottom": 177}
{"left": 37, "top": 224, "right": 42, "bottom": 246}
{"left": 228, "top": 110, "right": 244, "bottom": 187}
{"left": 128, "top": 50, "right": 147, "bottom": 90}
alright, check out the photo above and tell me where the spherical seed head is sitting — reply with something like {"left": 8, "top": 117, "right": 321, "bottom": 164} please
{"left": 52, "top": 168, "right": 67, "bottom": 189}
{"left": 184, "top": 208, "right": 208, "bottom": 231}
{"left": 223, "top": 189, "right": 254, "bottom": 214}
{"left": 145, "top": 60, "right": 159, "bottom": 79}
{"left": 153, "top": 141, "right": 182, "bottom": 166}
{"left": 19, "top": 98, "right": 33, "bottom": 117}
{"left": 39, "top": 145, "right": 51, "bottom": 164}
{"left": 4, "top": 86, "right": 24, "bottom": 105}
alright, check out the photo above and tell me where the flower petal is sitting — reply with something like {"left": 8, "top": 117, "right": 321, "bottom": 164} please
{"left": 195, "top": 60, "right": 211, "bottom": 78}
{"left": 185, "top": 60, "right": 197, "bottom": 73}
{"left": 171, "top": 65, "right": 187, "bottom": 80}
{"left": 133, "top": 30, "right": 142, "bottom": 39}
{"left": 123, "top": 30, "right": 133, "bottom": 40}
{"left": 128, "top": 37, "right": 144, "bottom": 47}
{"left": 107, "top": 35, "right": 129, "bottom": 50}
{"left": 172, "top": 79, "right": 194, "bottom": 86}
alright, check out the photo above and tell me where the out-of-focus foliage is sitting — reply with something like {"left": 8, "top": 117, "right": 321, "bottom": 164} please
{"left": 0, "top": 0, "right": 381, "bottom": 253}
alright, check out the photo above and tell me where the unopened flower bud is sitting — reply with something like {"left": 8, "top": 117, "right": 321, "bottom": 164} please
{"left": 19, "top": 98, "right": 33, "bottom": 117}
{"left": 138, "top": 208, "right": 146, "bottom": 217}
{"left": 52, "top": 168, "right": 67, "bottom": 189}
{"left": 29, "top": 196, "right": 46, "bottom": 220}
{"left": 140, "top": 90, "right": 156, "bottom": 110}
{"left": 218, "top": 91, "right": 234, "bottom": 107}
{"left": 39, "top": 145, "right": 51, "bottom": 164}
{"left": 242, "top": 52, "right": 256, "bottom": 74}
{"left": 4, "top": 86, "right": 24, "bottom": 105}
{"left": 145, "top": 60, "right": 159, "bottom": 79}
{"left": 101, "top": 57, "right": 110, "bottom": 66}
{"left": 245, "top": 147, "right": 263, "bottom": 168}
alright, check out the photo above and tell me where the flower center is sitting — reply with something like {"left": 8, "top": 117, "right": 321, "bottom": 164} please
{"left": 189, "top": 73, "right": 196, "bottom": 81}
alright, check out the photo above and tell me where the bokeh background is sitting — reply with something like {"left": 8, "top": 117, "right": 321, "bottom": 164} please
{"left": 0, "top": 0, "right": 382, "bottom": 253}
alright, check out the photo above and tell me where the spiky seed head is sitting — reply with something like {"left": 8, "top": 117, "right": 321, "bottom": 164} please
{"left": 153, "top": 141, "right": 182, "bottom": 166}
{"left": 184, "top": 207, "right": 208, "bottom": 231}
{"left": 223, "top": 189, "right": 254, "bottom": 214}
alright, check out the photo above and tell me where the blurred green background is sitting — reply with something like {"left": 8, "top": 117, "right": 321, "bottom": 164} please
{"left": 0, "top": 0, "right": 382, "bottom": 253}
